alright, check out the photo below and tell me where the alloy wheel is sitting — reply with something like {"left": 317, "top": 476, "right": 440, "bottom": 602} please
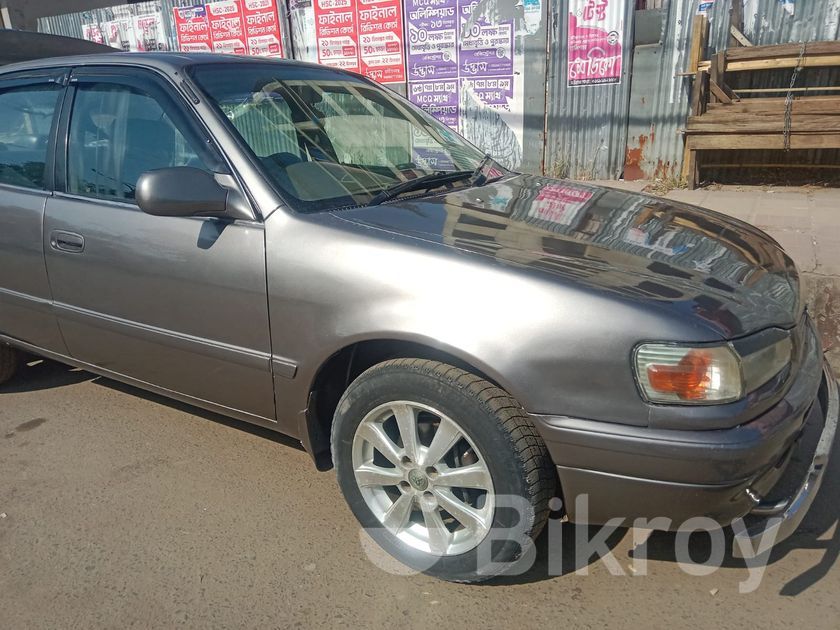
{"left": 351, "top": 401, "right": 495, "bottom": 556}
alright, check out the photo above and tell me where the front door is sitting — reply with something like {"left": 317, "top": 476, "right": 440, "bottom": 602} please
{"left": 0, "top": 69, "right": 67, "bottom": 353}
{"left": 43, "top": 67, "right": 275, "bottom": 421}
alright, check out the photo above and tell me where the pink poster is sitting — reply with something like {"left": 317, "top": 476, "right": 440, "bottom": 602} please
{"left": 207, "top": 0, "right": 247, "bottom": 55}
{"left": 567, "top": 0, "right": 624, "bottom": 87}
{"left": 357, "top": 0, "right": 405, "bottom": 83}
{"left": 313, "top": 0, "right": 360, "bottom": 72}
{"left": 105, "top": 18, "right": 136, "bottom": 51}
{"left": 242, "top": 0, "right": 285, "bottom": 57}
{"left": 82, "top": 24, "right": 104, "bottom": 45}
{"left": 173, "top": 5, "right": 212, "bottom": 52}
{"left": 133, "top": 13, "right": 168, "bottom": 51}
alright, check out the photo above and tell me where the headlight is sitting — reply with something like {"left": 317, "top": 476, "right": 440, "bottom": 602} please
{"left": 634, "top": 344, "right": 743, "bottom": 404}
{"left": 634, "top": 336, "right": 793, "bottom": 405}
{"left": 741, "top": 336, "right": 792, "bottom": 392}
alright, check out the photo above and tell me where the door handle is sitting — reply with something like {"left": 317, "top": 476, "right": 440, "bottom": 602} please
{"left": 49, "top": 231, "right": 85, "bottom": 253}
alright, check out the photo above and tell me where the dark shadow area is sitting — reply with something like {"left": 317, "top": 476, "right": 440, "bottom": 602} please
{"left": 0, "top": 355, "right": 95, "bottom": 393}
{"left": 484, "top": 516, "right": 628, "bottom": 586}
{"left": 632, "top": 434, "right": 840, "bottom": 596}
{"left": 197, "top": 219, "right": 229, "bottom": 250}
{"left": 1, "top": 357, "right": 304, "bottom": 453}
{"left": 96, "top": 376, "right": 305, "bottom": 453}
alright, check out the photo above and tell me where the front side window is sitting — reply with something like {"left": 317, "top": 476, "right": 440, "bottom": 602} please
{"left": 191, "top": 63, "right": 491, "bottom": 212}
{"left": 67, "top": 83, "right": 212, "bottom": 202}
{"left": 0, "top": 83, "right": 62, "bottom": 190}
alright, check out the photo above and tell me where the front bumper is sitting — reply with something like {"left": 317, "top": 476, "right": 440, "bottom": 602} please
{"left": 531, "top": 349, "right": 838, "bottom": 553}
{"left": 732, "top": 362, "right": 837, "bottom": 556}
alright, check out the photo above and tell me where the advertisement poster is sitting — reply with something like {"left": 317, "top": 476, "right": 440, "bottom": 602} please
{"left": 207, "top": 0, "right": 247, "bottom": 54}
{"left": 106, "top": 18, "right": 137, "bottom": 51}
{"left": 408, "top": 80, "right": 459, "bottom": 128}
{"left": 133, "top": 13, "right": 168, "bottom": 51}
{"left": 405, "top": 0, "right": 457, "bottom": 81}
{"left": 405, "top": 0, "right": 523, "bottom": 168}
{"left": 457, "top": 0, "right": 513, "bottom": 78}
{"left": 358, "top": 0, "right": 405, "bottom": 82}
{"left": 313, "top": 0, "right": 360, "bottom": 72}
{"left": 567, "top": 0, "right": 624, "bottom": 87}
{"left": 173, "top": 6, "right": 212, "bottom": 52}
{"left": 461, "top": 76, "right": 513, "bottom": 113}
{"left": 82, "top": 23, "right": 104, "bottom": 44}
{"left": 407, "top": 0, "right": 515, "bottom": 126}
{"left": 242, "top": 0, "right": 284, "bottom": 57}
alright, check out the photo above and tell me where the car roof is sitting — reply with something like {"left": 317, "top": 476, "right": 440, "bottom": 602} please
{"left": 0, "top": 51, "right": 330, "bottom": 77}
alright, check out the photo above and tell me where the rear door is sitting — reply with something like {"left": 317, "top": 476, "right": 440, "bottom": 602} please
{"left": 43, "top": 66, "right": 275, "bottom": 422}
{"left": 0, "top": 69, "right": 67, "bottom": 353}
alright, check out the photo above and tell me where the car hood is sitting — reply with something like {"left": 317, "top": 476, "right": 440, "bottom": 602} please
{"left": 333, "top": 174, "right": 801, "bottom": 339}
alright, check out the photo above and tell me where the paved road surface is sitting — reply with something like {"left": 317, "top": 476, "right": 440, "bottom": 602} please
{"left": 2, "top": 358, "right": 839, "bottom": 629}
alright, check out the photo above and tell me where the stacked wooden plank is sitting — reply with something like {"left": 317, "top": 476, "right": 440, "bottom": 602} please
{"left": 681, "top": 16, "right": 840, "bottom": 189}
{"left": 699, "top": 41, "right": 840, "bottom": 73}
{"left": 687, "top": 95, "right": 840, "bottom": 150}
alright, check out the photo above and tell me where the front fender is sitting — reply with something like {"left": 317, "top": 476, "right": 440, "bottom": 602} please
{"left": 264, "top": 211, "right": 714, "bottom": 440}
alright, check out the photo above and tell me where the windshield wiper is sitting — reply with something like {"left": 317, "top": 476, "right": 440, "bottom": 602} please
{"left": 471, "top": 154, "right": 506, "bottom": 187}
{"left": 367, "top": 170, "right": 473, "bottom": 206}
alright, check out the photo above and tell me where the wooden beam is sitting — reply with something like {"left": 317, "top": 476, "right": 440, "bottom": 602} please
{"left": 726, "top": 41, "right": 840, "bottom": 61}
{"left": 725, "top": 55, "right": 840, "bottom": 72}
{"left": 729, "top": 0, "right": 745, "bottom": 48}
{"left": 706, "top": 97, "right": 840, "bottom": 115}
{"left": 687, "top": 15, "right": 708, "bottom": 74}
{"left": 690, "top": 70, "right": 709, "bottom": 116}
{"left": 699, "top": 163, "right": 840, "bottom": 170}
{"left": 732, "top": 86, "right": 840, "bottom": 94}
{"left": 708, "top": 80, "right": 732, "bottom": 104}
{"left": 687, "top": 116, "right": 840, "bottom": 133}
{"left": 729, "top": 25, "right": 753, "bottom": 47}
{"left": 708, "top": 52, "right": 725, "bottom": 103}
{"left": 682, "top": 149, "right": 698, "bottom": 189}
{"left": 686, "top": 133, "right": 840, "bottom": 150}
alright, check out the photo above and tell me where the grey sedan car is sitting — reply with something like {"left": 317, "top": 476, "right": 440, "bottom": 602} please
{"left": 0, "top": 53, "right": 837, "bottom": 582}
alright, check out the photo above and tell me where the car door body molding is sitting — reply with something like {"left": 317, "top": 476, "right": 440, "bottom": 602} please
{"left": 41, "top": 65, "right": 277, "bottom": 421}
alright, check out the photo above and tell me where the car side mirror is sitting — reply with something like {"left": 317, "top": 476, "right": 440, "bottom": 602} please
{"left": 136, "top": 167, "right": 252, "bottom": 220}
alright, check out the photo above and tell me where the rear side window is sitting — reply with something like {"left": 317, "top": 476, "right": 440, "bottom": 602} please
{"left": 67, "top": 83, "right": 211, "bottom": 202}
{"left": 0, "top": 84, "right": 62, "bottom": 190}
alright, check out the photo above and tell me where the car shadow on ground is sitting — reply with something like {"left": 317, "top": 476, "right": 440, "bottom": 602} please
{"left": 486, "top": 438, "right": 840, "bottom": 592}
{"left": 5, "top": 359, "right": 838, "bottom": 594}
{"left": 0, "top": 358, "right": 306, "bottom": 453}
{"left": 633, "top": 435, "right": 840, "bottom": 597}
{"left": 0, "top": 355, "right": 94, "bottom": 392}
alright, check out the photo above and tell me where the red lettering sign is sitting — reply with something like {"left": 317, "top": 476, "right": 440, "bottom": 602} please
{"left": 357, "top": 0, "right": 405, "bottom": 83}
{"left": 173, "top": 5, "right": 212, "bottom": 52}
{"left": 242, "top": 0, "right": 285, "bottom": 57}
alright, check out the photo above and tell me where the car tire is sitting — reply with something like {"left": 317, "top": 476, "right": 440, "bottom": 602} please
{"left": 0, "top": 344, "right": 18, "bottom": 386}
{"left": 331, "top": 358, "right": 556, "bottom": 582}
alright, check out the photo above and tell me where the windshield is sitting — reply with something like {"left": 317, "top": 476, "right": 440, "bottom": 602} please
{"left": 190, "top": 63, "right": 491, "bottom": 212}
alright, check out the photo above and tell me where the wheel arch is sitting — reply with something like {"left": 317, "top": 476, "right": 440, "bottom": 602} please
{"left": 302, "top": 336, "right": 517, "bottom": 470}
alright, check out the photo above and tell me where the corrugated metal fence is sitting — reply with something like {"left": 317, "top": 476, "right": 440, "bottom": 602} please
{"left": 543, "top": 0, "right": 636, "bottom": 180}
{"left": 622, "top": 0, "right": 840, "bottom": 182}
{"left": 35, "top": 0, "right": 840, "bottom": 181}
